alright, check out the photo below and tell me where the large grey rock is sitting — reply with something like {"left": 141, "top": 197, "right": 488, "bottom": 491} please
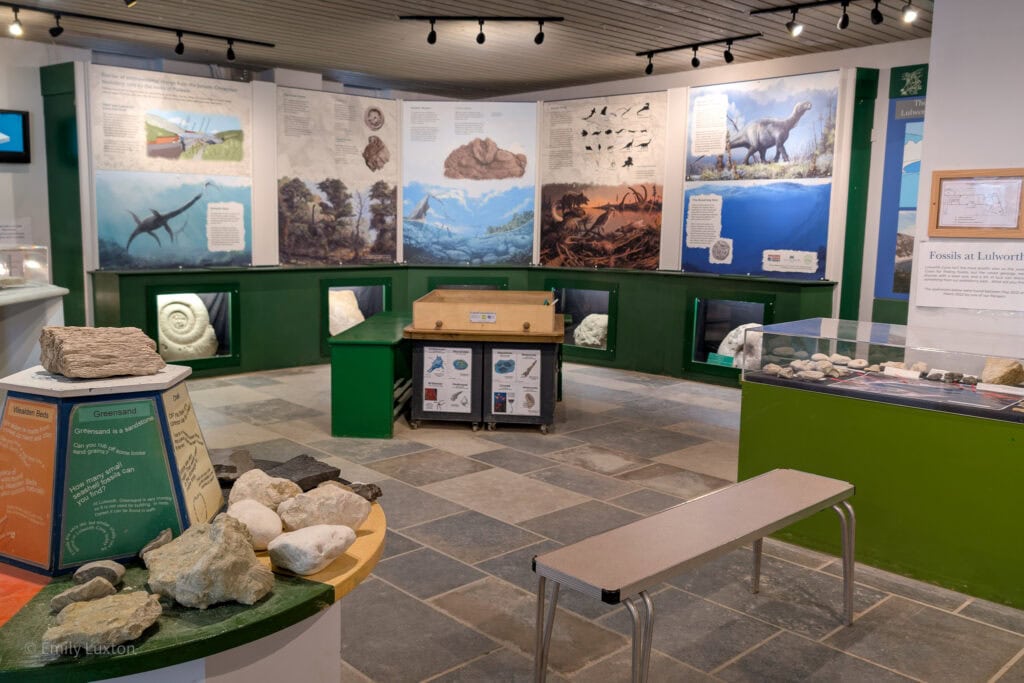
{"left": 226, "top": 499, "right": 283, "bottom": 550}
{"left": 50, "top": 577, "right": 117, "bottom": 613}
{"left": 73, "top": 560, "right": 125, "bottom": 587}
{"left": 277, "top": 485, "right": 371, "bottom": 532}
{"left": 981, "top": 357, "right": 1024, "bottom": 386}
{"left": 265, "top": 454, "right": 341, "bottom": 491}
{"left": 228, "top": 469, "right": 302, "bottom": 509}
{"left": 145, "top": 514, "right": 274, "bottom": 609}
{"left": 41, "top": 592, "right": 161, "bottom": 659}
{"left": 268, "top": 525, "right": 356, "bottom": 576}
{"left": 39, "top": 326, "right": 165, "bottom": 379}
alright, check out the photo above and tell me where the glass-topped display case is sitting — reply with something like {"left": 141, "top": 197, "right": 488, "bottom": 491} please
{"left": 742, "top": 318, "right": 1024, "bottom": 422}
{"left": 0, "top": 246, "right": 49, "bottom": 287}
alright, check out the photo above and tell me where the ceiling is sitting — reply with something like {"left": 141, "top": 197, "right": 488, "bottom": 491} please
{"left": 6, "top": 1, "right": 933, "bottom": 98}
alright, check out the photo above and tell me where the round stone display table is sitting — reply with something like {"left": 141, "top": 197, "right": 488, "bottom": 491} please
{"left": 0, "top": 504, "right": 386, "bottom": 682}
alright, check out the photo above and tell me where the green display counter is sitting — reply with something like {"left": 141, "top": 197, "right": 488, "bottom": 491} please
{"left": 739, "top": 379, "right": 1024, "bottom": 608}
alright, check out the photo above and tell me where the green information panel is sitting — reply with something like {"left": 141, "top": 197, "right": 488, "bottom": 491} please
{"left": 61, "top": 399, "right": 182, "bottom": 567}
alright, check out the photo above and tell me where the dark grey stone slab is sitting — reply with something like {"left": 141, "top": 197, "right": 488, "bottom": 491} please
{"left": 264, "top": 454, "right": 340, "bottom": 491}
{"left": 374, "top": 478, "right": 466, "bottom": 530}
{"left": 825, "top": 596, "right": 1024, "bottom": 682}
{"left": 616, "top": 462, "right": 731, "bottom": 499}
{"left": 404, "top": 510, "right": 544, "bottom": 564}
{"left": 308, "top": 437, "right": 431, "bottom": 464}
{"left": 575, "top": 647, "right": 716, "bottom": 682}
{"left": 470, "top": 448, "right": 554, "bottom": 473}
{"left": 381, "top": 530, "right": 422, "bottom": 559}
{"left": 567, "top": 421, "right": 707, "bottom": 457}
{"left": 478, "top": 430, "right": 585, "bottom": 455}
{"left": 370, "top": 449, "right": 492, "bottom": 486}
{"left": 217, "top": 398, "right": 324, "bottom": 425}
{"left": 540, "top": 443, "right": 649, "bottom": 476}
{"left": 959, "top": 597, "right": 1024, "bottom": 635}
{"left": 209, "top": 447, "right": 255, "bottom": 484}
{"left": 338, "top": 578, "right": 498, "bottom": 681}
{"left": 608, "top": 488, "right": 685, "bottom": 515}
{"left": 432, "top": 647, "right": 568, "bottom": 682}
{"left": 527, "top": 464, "right": 637, "bottom": 500}
{"left": 375, "top": 547, "right": 486, "bottom": 599}
{"left": 520, "top": 500, "right": 642, "bottom": 545}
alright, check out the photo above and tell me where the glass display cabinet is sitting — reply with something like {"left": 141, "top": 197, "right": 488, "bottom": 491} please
{"left": 0, "top": 246, "right": 49, "bottom": 288}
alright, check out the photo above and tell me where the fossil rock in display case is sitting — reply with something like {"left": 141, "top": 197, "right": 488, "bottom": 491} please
{"left": 0, "top": 245, "right": 48, "bottom": 288}
{"left": 328, "top": 288, "right": 366, "bottom": 336}
{"left": 573, "top": 313, "right": 608, "bottom": 348}
{"left": 156, "top": 293, "right": 220, "bottom": 361}
{"left": 743, "top": 318, "right": 1024, "bottom": 422}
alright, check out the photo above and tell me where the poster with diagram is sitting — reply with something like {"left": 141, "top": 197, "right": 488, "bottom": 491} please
{"left": 682, "top": 71, "right": 840, "bottom": 279}
{"left": 421, "top": 346, "right": 473, "bottom": 414}
{"left": 490, "top": 349, "right": 541, "bottom": 417}
{"left": 402, "top": 101, "right": 536, "bottom": 265}
{"left": 90, "top": 65, "right": 253, "bottom": 269}
{"left": 277, "top": 89, "right": 399, "bottom": 265}
{"left": 540, "top": 93, "right": 666, "bottom": 269}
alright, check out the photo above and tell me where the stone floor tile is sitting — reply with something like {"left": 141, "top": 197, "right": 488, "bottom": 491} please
{"left": 201, "top": 422, "right": 285, "bottom": 449}
{"left": 761, "top": 538, "right": 834, "bottom": 569}
{"left": 527, "top": 464, "right": 638, "bottom": 500}
{"left": 185, "top": 377, "right": 235, "bottom": 391}
{"left": 567, "top": 421, "right": 706, "bottom": 458}
{"left": 821, "top": 558, "right": 969, "bottom": 611}
{"left": 404, "top": 511, "right": 544, "bottom": 564}
{"left": 430, "top": 647, "right": 569, "bottom": 682}
{"left": 262, "top": 416, "right": 334, "bottom": 444}
{"left": 540, "top": 443, "right": 649, "bottom": 476}
{"left": 663, "top": 419, "right": 740, "bottom": 443}
{"left": 478, "top": 429, "right": 585, "bottom": 455}
{"left": 654, "top": 440, "right": 739, "bottom": 482}
{"left": 470, "top": 448, "right": 555, "bottom": 474}
{"left": 571, "top": 647, "right": 716, "bottom": 682}
{"left": 229, "top": 374, "right": 283, "bottom": 388}
{"left": 424, "top": 468, "right": 589, "bottom": 523}
{"left": 399, "top": 427, "right": 504, "bottom": 456}
{"left": 556, "top": 395, "right": 620, "bottom": 414}
{"left": 375, "top": 547, "right": 486, "bottom": 599}
{"left": 308, "top": 436, "right": 431, "bottom": 464}
{"left": 190, "top": 386, "right": 274, "bottom": 408}
{"left": 193, "top": 407, "right": 241, "bottom": 430}
{"left": 960, "top": 598, "right": 1024, "bottom": 635}
{"left": 380, "top": 530, "right": 422, "bottom": 559}
{"left": 998, "top": 653, "right": 1024, "bottom": 682}
{"left": 338, "top": 578, "right": 498, "bottom": 682}
{"left": 520, "top": 500, "right": 642, "bottom": 545}
{"left": 551, "top": 405, "right": 620, "bottom": 433}
{"left": 315, "top": 455, "right": 390, "bottom": 484}
{"left": 369, "top": 449, "right": 492, "bottom": 487}
{"left": 825, "top": 596, "right": 1024, "bottom": 682}
{"left": 607, "top": 488, "right": 685, "bottom": 515}
{"left": 216, "top": 397, "right": 324, "bottom": 425}
{"left": 432, "top": 577, "right": 626, "bottom": 676}
{"left": 339, "top": 658, "right": 374, "bottom": 683}
{"left": 372, "top": 479, "right": 465, "bottom": 530}
{"left": 225, "top": 437, "right": 312, "bottom": 465}
{"left": 616, "top": 463, "right": 731, "bottom": 499}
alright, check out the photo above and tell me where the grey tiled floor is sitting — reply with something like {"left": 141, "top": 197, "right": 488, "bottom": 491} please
{"left": 189, "top": 362, "right": 1024, "bottom": 682}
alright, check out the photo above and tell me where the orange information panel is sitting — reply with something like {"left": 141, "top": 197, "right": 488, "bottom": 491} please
{"left": 0, "top": 398, "right": 58, "bottom": 568}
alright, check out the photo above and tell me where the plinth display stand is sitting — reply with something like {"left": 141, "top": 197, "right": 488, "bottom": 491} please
{"left": 0, "top": 365, "right": 222, "bottom": 576}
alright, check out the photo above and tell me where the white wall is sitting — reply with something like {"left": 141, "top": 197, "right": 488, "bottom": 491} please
{"left": 907, "top": 1, "right": 1024, "bottom": 353}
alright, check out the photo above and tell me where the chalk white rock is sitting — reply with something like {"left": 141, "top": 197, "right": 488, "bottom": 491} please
{"left": 228, "top": 469, "right": 302, "bottom": 509}
{"left": 268, "top": 525, "right": 356, "bottom": 576}
{"left": 778, "top": 367, "right": 795, "bottom": 379}
{"left": 226, "top": 499, "right": 283, "bottom": 550}
{"left": 796, "top": 370, "right": 825, "bottom": 380}
{"left": 328, "top": 289, "right": 365, "bottom": 336}
{"left": 829, "top": 353, "right": 851, "bottom": 365}
{"left": 848, "top": 359, "right": 869, "bottom": 370}
{"left": 277, "top": 485, "right": 371, "bottom": 532}
{"left": 761, "top": 363, "right": 782, "bottom": 376}
{"left": 813, "top": 360, "right": 834, "bottom": 372}
{"left": 573, "top": 314, "right": 609, "bottom": 349}
{"left": 811, "top": 353, "right": 829, "bottom": 362}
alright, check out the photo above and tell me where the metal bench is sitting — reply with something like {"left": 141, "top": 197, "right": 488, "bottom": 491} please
{"left": 532, "top": 468, "right": 855, "bottom": 682}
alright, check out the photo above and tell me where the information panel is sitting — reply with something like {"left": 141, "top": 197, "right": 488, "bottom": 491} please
{"left": 421, "top": 346, "right": 473, "bottom": 413}
{"left": 61, "top": 399, "right": 181, "bottom": 567}
{"left": 0, "top": 398, "right": 57, "bottom": 567}
{"left": 490, "top": 349, "right": 542, "bottom": 417}
{"left": 162, "top": 386, "right": 221, "bottom": 524}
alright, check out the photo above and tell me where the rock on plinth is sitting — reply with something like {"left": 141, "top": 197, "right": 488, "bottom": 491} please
{"left": 981, "top": 357, "right": 1024, "bottom": 386}
{"left": 41, "top": 592, "right": 161, "bottom": 660}
{"left": 226, "top": 499, "right": 283, "bottom": 550}
{"left": 50, "top": 577, "right": 117, "bottom": 613}
{"left": 145, "top": 514, "right": 274, "bottom": 609}
{"left": 39, "top": 326, "right": 166, "bottom": 379}
{"left": 228, "top": 469, "right": 302, "bottom": 509}
{"left": 268, "top": 525, "right": 357, "bottom": 576}
{"left": 73, "top": 560, "right": 125, "bottom": 587}
{"left": 317, "top": 479, "right": 384, "bottom": 503}
{"left": 211, "top": 447, "right": 256, "bottom": 484}
{"left": 265, "top": 454, "right": 341, "bottom": 491}
{"left": 278, "top": 485, "right": 371, "bottom": 532}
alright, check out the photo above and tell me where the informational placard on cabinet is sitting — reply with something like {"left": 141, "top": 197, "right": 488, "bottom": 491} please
{"left": 277, "top": 88, "right": 399, "bottom": 265}
{"left": 540, "top": 92, "right": 666, "bottom": 270}
{"left": 162, "top": 386, "right": 221, "bottom": 525}
{"left": 61, "top": 399, "right": 181, "bottom": 566}
{"left": 490, "top": 349, "right": 542, "bottom": 417}
{"left": 914, "top": 241, "right": 1024, "bottom": 311}
{"left": 421, "top": 346, "right": 473, "bottom": 413}
{"left": 89, "top": 65, "right": 253, "bottom": 270}
{"left": 0, "top": 398, "right": 57, "bottom": 567}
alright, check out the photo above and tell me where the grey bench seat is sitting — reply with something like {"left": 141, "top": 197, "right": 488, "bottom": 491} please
{"left": 532, "top": 468, "right": 855, "bottom": 682}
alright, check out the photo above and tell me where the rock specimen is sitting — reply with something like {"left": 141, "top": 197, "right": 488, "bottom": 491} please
{"left": 265, "top": 454, "right": 341, "bottom": 491}
{"left": 139, "top": 529, "right": 173, "bottom": 560}
{"left": 328, "top": 289, "right": 365, "bottom": 336}
{"left": 41, "top": 592, "right": 161, "bottom": 659}
{"left": 813, "top": 360, "right": 834, "bottom": 372}
{"left": 228, "top": 469, "right": 302, "bottom": 509}
{"left": 771, "top": 346, "right": 795, "bottom": 356}
{"left": 210, "top": 447, "right": 255, "bottom": 484}
{"left": 362, "top": 135, "right": 390, "bottom": 171}
{"left": 39, "top": 326, "right": 165, "bottom": 379}
{"left": 156, "top": 293, "right": 219, "bottom": 361}
{"left": 944, "top": 372, "right": 964, "bottom": 383}
{"left": 318, "top": 479, "right": 383, "bottom": 503}
{"left": 226, "top": 499, "right": 283, "bottom": 550}
{"left": 981, "top": 357, "right": 1024, "bottom": 386}
{"left": 50, "top": 577, "right": 117, "bottom": 613}
{"left": 73, "top": 560, "right": 125, "bottom": 587}
{"left": 881, "top": 361, "right": 906, "bottom": 370}
{"left": 811, "top": 353, "right": 829, "bottom": 362}
{"left": 796, "top": 370, "right": 825, "bottom": 380}
{"left": 926, "top": 370, "right": 944, "bottom": 381}
{"left": 277, "top": 485, "right": 370, "bottom": 532}
{"left": 778, "top": 367, "right": 795, "bottom": 379}
{"left": 443, "top": 137, "right": 527, "bottom": 180}
{"left": 145, "top": 514, "right": 274, "bottom": 609}
{"left": 761, "top": 363, "right": 782, "bottom": 376}
{"left": 829, "top": 353, "right": 851, "bottom": 365}
{"left": 962, "top": 375, "right": 978, "bottom": 385}
{"left": 910, "top": 361, "right": 929, "bottom": 373}
{"left": 573, "top": 314, "right": 609, "bottom": 349}
{"left": 268, "top": 525, "right": 356, "bottom": 576}
{"left": 793, "top": 351, "right": 809, "bottom": 360}
{"left": 866, "top": 364, "right": 881, "bottom": 372}
{"left": 847, "top": 359, "right": 868, "bottom": 370}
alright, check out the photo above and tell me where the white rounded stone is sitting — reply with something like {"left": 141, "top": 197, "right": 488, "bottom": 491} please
{"left": 226, "top": 499, "right": 283, "bottom": 550}
{"left": 277, "top": 485, "right": 371, "bottom": 532}
{"left": 268, "top": 525, "right": 357, "bottom": 576}
{"left": 228, "top": 469, "right": 302, "bottom": 509}
{"left": 848, "top": 359, "right": 869, "bottom": 370}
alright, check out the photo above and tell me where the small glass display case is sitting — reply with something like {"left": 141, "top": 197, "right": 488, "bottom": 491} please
{"left": 742, "top": 318, "right": 1024, "bottom": 422}
{"left": 0, "top": 246, "right": 49, "bottom": 287}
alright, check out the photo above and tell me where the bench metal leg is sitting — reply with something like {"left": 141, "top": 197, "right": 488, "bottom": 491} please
{"left": 534, "top": 576, "right": 560, "bottom": 682}
{"left": 623, "top": 591, "right": 655, "bottom": 683}
{"left": 751, "top": 538, "right": 763, "bottom": 594}
{"left": 831, "top": 501, "right": 856, "bottom": 626}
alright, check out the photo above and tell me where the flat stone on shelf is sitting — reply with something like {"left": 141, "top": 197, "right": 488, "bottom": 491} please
{"left": 73, "top": 560, "right": 125, "bottom": 587}
{"left": 265, "top": 454, "right": 341, "bottom": 491}
{"left": 50, "top": 577, "right": 117, "bottom": 614}
{"left": 41, "top": 592, "right": 162, "bottom": 660}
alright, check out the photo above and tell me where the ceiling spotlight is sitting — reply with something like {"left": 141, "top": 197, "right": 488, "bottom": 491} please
{"left": 8, "top": 7, "right": 23, "bottom": 37}
{"left": 476, "top": 19, "right": 485, "bottom": 45}
{"left": 174, "top": 30, "right": 184, "bottom": 55}
{"left": 723, "top": 40, "right": 734, "bottom": 63}
{"left": 535, "top": 19, "right": 544, "bottom": 45}
{"left": 786, "top": 9, "right": 803, "bottom": 38}
{"left": 124, "top": 0, "right": 138, "bottom": 6}
{"left": 226, "top": 39, "right": 235, "bottom": 61}
{"left": 691, "top": 47, "right": 700, "bottom": 68}
{"left": 49, "top": 14, "right": 64, "bottom": 37}
{"left": 837, "top": 1, "right": 850, "bottom": 30}
{"left": 871, "top": 0, "right": 884, "bottom": 24}
{"left": 644, "top": 53, "right": 653, "bottom": 76}
{"left": 427, "top": 18, "right": 437, "bottom": 44}
{"left": 902, "top": 1, "right": 918, "bottom": 23}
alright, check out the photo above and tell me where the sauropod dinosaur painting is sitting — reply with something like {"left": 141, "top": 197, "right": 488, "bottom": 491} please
{"left": 728, "top": 100, "right": 813, "bottom": 165}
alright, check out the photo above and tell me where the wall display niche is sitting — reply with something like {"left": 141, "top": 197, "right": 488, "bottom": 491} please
{"left": 89, "top": 66, "right": 254, "bottom": 270}
{"left": 146, "top": 284, "right": 240, "bottom": 370}
{"left": 401, "top": 101, "right": 536, "bottom": 266}
{"left": 543, "top": 278, "right": 618, "bottom": 360}
{"left": 539, "top": 93, "right": 667, "bottom": 270}
{"left": 277, "top": 89, "right": 399, "bottom": 265}
{"left": 682, "top": 71, "right": 840, "bottom": 279}
{"left": 688, "top": 295, "right": 775, "bottom": 378}
{"left": 319, "top": 277, "right": 391, "bottom": 354}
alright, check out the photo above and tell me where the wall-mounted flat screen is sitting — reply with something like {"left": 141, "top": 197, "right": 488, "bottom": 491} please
{"left": 0, "top": 110, "right": 30, "bottom": 164}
